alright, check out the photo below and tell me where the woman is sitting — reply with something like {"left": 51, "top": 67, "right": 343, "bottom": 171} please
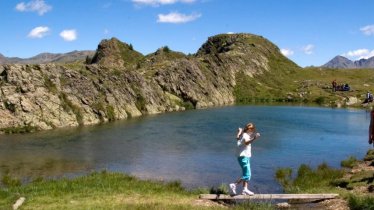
{"left": 229, "top": 122, "right": 260, "bottom": 195}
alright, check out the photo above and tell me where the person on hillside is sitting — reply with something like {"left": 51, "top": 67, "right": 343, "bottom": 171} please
{"left": 367, "top": 91, "right": 373, "bottom": 103}
{"left": 369, "top": 109, "right": 374, "bottom": 146}
{"left": 332, "top": 80, "right": 337, "bottom": 92}
{"left": 229, "top": 123, "right": 260, "bottom": 196}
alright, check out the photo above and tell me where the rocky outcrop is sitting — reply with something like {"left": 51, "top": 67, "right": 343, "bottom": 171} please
{"left": 0, "top": 33, "right": 295, "bottom": 133}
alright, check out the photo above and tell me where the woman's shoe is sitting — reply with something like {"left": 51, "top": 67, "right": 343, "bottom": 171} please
{"left": 229, "top": 183, "right": 237, "bottom": 195}
{"left": 242, "top": 189, "right": 254, "bottom": 195}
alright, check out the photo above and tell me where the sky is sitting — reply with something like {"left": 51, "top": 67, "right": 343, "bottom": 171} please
{"left": 0, "top": 0, "right": 374, "bottom": 67}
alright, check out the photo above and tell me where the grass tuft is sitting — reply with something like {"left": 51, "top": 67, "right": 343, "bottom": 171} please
{"left": 341, "top": 156, "right": 358, "bottom": 168}
{"left": 348, "top": 195, "right": 374, "bottom": 210}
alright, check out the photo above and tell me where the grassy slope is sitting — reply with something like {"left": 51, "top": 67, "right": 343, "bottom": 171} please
{"left": 235, "top": 58, "right": 374, "bottom": 106}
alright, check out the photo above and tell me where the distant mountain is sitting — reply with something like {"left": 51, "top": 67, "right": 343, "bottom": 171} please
{"left": 322, "top": 55, "right": 374, "bottom": 69}
{"left": 0, "top": 50, "right": 95, "bottom": 64}
{"left": 0, "top": 53, "right": 7, "bottom": 64}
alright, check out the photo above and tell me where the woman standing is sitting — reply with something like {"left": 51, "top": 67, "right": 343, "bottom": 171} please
{"left": 229, "top": 123, "right": 260, "bottom": 195}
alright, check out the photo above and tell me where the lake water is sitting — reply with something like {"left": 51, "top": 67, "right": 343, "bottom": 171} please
{"left": 0, "top": 105, "right": 371, "bottom": 193}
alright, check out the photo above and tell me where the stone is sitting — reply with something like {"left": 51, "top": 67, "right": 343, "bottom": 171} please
{"left": 276, "top": 202, "right": 291, "bottom": 208}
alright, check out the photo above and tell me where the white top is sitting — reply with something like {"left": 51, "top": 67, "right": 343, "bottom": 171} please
{"left": 237, "top": 132, "right": 256, "bottom": 157}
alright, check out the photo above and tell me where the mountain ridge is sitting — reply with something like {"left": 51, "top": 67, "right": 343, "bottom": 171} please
{"left": 322, "top": 55, "right": 374, "bottom": 69}
{"left": 0, "top": 50, "right": 95, "bottom": 64}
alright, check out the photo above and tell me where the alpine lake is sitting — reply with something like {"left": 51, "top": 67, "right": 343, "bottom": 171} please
{"left": 0, "top": 105, "right": 371, "bottom": 193}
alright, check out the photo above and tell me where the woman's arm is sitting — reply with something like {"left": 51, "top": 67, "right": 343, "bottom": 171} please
{"left": 244, "top": 133, "right": 260, "bottom": 145}
{"left": 236, "top": 128, "right": 243, "bottom": 140}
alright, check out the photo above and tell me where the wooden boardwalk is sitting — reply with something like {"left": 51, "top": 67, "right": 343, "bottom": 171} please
{"left": 199, "top": 193, "right": 339, "bottom": 201}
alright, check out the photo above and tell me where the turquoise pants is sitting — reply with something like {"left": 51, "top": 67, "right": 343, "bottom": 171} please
{"left": 238, "top": 156, "right": 251, "bottom": 181}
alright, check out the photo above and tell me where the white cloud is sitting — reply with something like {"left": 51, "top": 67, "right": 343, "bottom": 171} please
{"left": 27, "top": 26, "right": 50, "bottom": 38}
{"left": 60, "top": 29, "right": 77, "bottom": 41}
{"left": 104, "top": 29, "right": 110, "bottom": 35}
{"left": 360, "top": 25, "right": 374, "bottom": 36}
{"left": 281, "top": 48, "right": 294, "bottom": 57}
{"left": 342, "top": 49, "right": 374, "bottom": 60}
{"left": 132, "top": 0, "right": 195, "bottom": 6}
{"left": 15, "top": 0, "right": 52, "bottom": 16}
{"left": 157, "top": 12, "right": 201, "bottom": 24}
{"left": 227, "top": 32, "right": 235, "bottom": 34}
{"left": 302, "top": 44, "right": 314, "bottom": 55}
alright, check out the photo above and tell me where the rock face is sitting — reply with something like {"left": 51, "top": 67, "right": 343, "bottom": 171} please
{"left": 0, "top": 33, "right": 295, "bottom": 133}
{"left": 323, "top": 55, "right": 374, "bottom": 69}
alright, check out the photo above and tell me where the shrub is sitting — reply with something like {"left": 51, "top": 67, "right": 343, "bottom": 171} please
{"left": 209, "top": 183, "right": 229, "bottom": 195}
{"left": 275, "top": 168, "right": 292, "bottom": 190}
{"left": 163, "top": 46, "right": 170, "bottom": 53}
{"left": 275, "top": 163, "right": 344, "bottom": 193}
{"left": 314, "top": 96, "right": 326, "bottom": 105}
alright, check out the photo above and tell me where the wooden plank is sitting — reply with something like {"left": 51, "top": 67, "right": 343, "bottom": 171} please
{"left": 199, "top": 194, "right": 339, "bottom": 200}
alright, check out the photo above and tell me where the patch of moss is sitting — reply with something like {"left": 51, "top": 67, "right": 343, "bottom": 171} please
{"left": 43, "top": 76, "right": 58, "bottom": 93}
{"left": 135, "top": 94, "right": 147, "bottom": 112}
{"left": 59, "top": 93, "right": 84, "bottom": 125}
{"left": 106, "top": 105, "right": 115, "bottom": 121}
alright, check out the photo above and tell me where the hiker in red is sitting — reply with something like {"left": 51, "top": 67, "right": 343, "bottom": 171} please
{"left": 332, "top": 80, "right": 337, "bottom": 92}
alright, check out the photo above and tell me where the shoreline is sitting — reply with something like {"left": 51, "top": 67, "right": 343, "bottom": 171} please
{"left": 1, "top": 102, "right": 372, "bottom": 135}
{"left": 2, "top": 149, "right": 374, "bottom": 209}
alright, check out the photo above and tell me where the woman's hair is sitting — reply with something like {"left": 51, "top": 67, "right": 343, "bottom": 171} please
{"left": 243, "top": 123, "right": 256, "bottom": 132}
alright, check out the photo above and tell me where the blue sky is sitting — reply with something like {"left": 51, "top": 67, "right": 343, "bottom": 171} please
{"left": 0, "top": 0, "right": 373, "bottom": 67}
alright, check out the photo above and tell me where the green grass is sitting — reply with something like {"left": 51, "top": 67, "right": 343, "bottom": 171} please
{"left": 341, "top": 156, "right": 358, "bottom": 168}
{"left": 275, "top": 162, "right": 345, "bottom": 193}
{"left": 0, "top": 171, "right": 204, "bottom": 209}
{"left": 234, "top": 66, "right": 374, "bottom": 107}
{"left": 276, "top": 151, "right": 374, "bottom": 210}
{"left": 348, "top": 195, "right": 374, "bottom": 210}
{"left": 364, "top": 149, "right": 374, "bottom": 161}
{"left": 0, "top": 171, "right": 275, "bottom": 210}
